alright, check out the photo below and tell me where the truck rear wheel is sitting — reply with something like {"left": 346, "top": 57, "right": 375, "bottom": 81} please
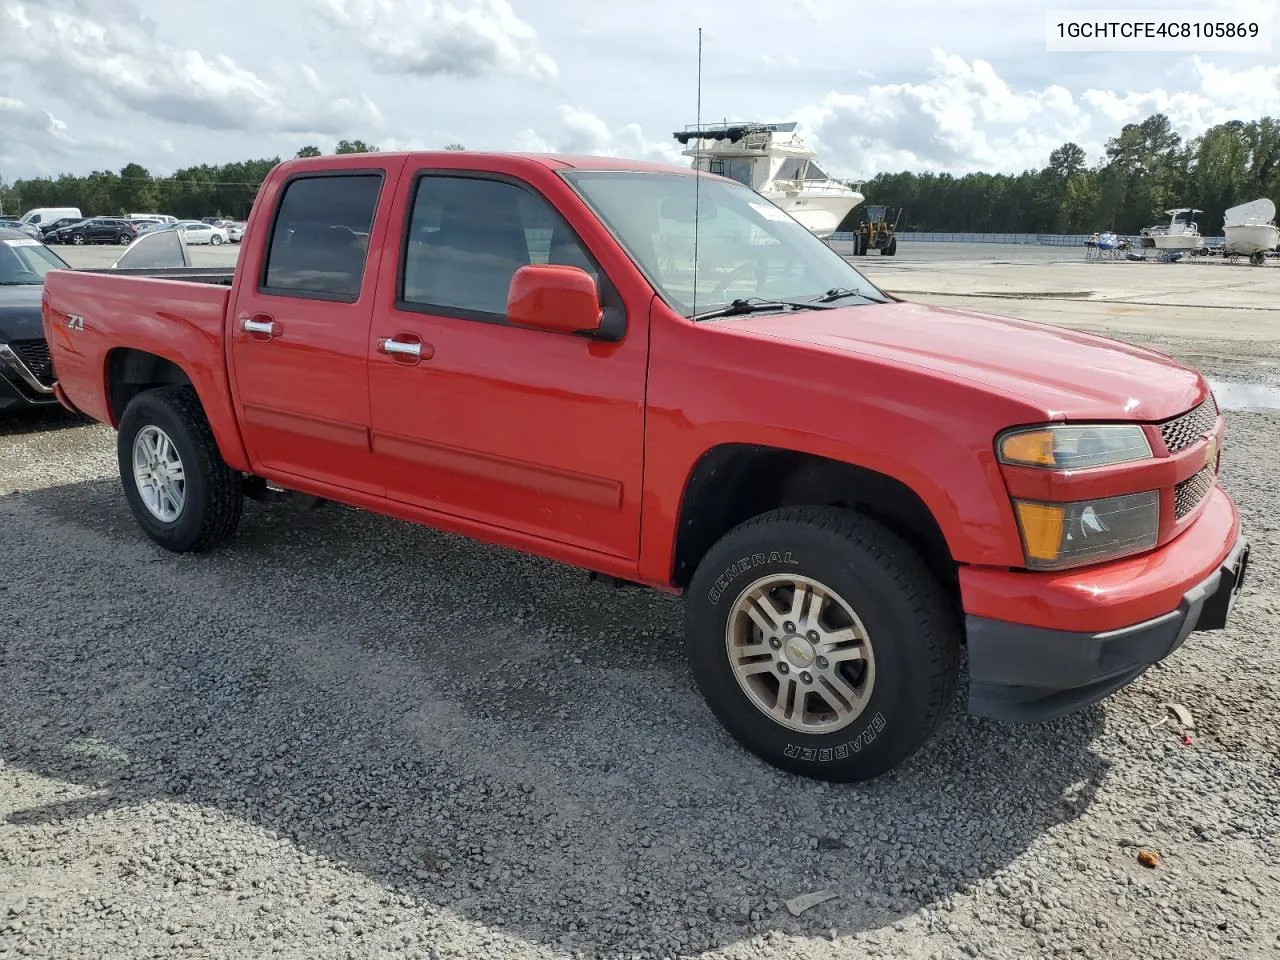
{"left": 684, "top": 506, "right": 959, "bottom": 782}
{"left": 117, "top": 385, "right": 244, "bottom": 553}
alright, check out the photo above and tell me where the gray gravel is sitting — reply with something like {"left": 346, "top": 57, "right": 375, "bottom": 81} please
{"left": 2, "top": 340, "right": 1279, "bottom": 960}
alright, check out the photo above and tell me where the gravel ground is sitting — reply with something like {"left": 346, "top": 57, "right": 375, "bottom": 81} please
{"left": 2, "top": 340, "right": 1279, "bottom": 960}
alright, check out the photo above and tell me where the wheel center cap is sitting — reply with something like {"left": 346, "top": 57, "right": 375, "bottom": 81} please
{"left": 783, "top": 635, "right": 816, "bottom": 668}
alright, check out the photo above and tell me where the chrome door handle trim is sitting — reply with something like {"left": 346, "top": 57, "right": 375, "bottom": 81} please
{"left": 380, "top": 338, "right": 422, "bottom": 359}
{"left": 242, "top": 318, "right": 276, "bottom": 334}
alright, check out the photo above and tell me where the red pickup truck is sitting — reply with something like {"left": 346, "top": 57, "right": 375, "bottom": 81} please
{"left": 42, "top": 151, "right": 1249, "bottom": 782}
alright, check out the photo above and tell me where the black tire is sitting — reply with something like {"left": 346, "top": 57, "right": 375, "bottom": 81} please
{"left": 118, "top": 234, "right": 131, "bottom": 245}
{"left": 116, "top": 385, "right": 244, "bottom": 553}
{"left": 72, "top": 234, "right": 85, "bottom": 245}
{"left": 685, "top": 505, "right": 960, "bottom": 782}
{"left": 885, "top": 237, "right": 898, "bottom": 256}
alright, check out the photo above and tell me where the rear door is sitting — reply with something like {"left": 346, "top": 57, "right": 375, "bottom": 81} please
{"left": 227, "top": 163, "right": 397, "bottom": 494}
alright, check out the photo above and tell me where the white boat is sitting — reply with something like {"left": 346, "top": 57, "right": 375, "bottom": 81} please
{"left": 672, "top": 122, "right": 863, "bottom": 238}
{"left": 1139, "top": 208, "right": 1204, "bottom": 252}
{"left": 1223, "top": 198, "right": 1279, "bottom": 261}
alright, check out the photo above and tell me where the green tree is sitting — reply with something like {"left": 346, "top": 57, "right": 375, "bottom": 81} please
{"left": 295, "top": 145, "right": 323, "bottom": 158}
{"left": 1048, "top": 142, "right": 1087, "bottom": 180}
{"left": 334, "top": 139, "right": 378, "bottom": 154}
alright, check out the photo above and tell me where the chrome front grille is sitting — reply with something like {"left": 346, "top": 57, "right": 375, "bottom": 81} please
{"left": 1159, "top": 395, "right": 1218, "bottom": 453}
{"left": 1174, "top": 467, "right": 1214, "bottom": 519}
{"left": 7, "top": 338, "right": 53, "bottom": 386}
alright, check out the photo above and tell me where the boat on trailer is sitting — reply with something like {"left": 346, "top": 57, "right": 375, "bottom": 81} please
{"left": 1139, "top": 208, "right": 1205, "bottom": 252}
{"left": 672, "top": 121, "right": 864, "bottom": 239}
{"left": 1223, "top": 198, "right": 1279, "bottom": 265}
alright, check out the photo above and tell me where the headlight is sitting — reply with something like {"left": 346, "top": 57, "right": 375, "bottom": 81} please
{"left": 998, "top": 424, "right": 1152, "bottom": 470}
{"left": 1012, "top": 491, "right": 1160, "bottom": 570}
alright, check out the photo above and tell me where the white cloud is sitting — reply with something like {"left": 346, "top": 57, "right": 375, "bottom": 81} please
{"left": 514, "top": 106, "right": 685, "bottom": 164}
{"left": 0, "top": 0, "right": 383, "bottom": 136}
{"left": 1080, "top": 59, "right": 1279, "bottom": 142}
{"left": 789, "top": 49, "right": 1093, "bottom": 177}
{"left": 315, "top": 0, "right": 557, "bottom": 82}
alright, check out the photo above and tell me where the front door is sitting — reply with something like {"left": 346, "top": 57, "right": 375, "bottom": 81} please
{"left": 367, "top": 169, "right": 649, "bottom": 560}
{"left": 228, "top": 169, "right": 389, "bottom": 494}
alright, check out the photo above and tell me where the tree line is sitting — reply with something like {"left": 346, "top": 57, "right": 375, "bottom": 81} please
{"left": 840, "top": 113, "right": 1280, "bottom": 236}
{"left": 0, "top": 139, "right": 396, "bottom": 221}
{"left": 3, "top": 113, "right": 1277, "bottom": 237}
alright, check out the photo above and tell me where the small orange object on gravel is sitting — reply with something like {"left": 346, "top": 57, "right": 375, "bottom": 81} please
{"left": 1137, "top": 850, "right": 1160, "bottom": 868}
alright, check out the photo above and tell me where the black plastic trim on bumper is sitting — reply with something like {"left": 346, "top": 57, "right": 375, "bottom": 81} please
{"left": 966, "top": 534, "right": 1250, "bottom": 723}
{"left": 0, "top": 342, "right": 57, "bottom": 406}
{"left": 0, "top": 370, "right": 56, "bottom": 410}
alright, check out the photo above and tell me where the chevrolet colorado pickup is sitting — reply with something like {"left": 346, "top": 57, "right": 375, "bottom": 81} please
{"left": 42, "top": 152, "right": 1249, "bottom": 782}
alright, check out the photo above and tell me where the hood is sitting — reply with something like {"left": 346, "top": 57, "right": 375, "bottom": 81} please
{"left": 729, "top": 300, "right": 1205, "bottom": 422}
{"left": 0, "top": 283, "right": 45, "bottom": 342}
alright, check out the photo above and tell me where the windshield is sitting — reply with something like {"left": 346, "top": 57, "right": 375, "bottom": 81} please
{"left": 0, "top": 237, "right": 68, "bottom": 284}
{"left": 561, "top": 170, "right": 886, "bottom": 318}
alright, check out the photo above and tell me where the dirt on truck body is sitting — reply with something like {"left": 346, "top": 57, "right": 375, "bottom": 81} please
{"left": 41, "top": 150, "right": 1248, "bottom": 781}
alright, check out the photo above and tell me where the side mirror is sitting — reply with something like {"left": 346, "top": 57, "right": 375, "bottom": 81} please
{"left": 507, "top": 264, "right": 603, "bottom": 335}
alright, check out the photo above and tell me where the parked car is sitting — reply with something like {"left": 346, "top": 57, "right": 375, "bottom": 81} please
{"left": 226, "top": 221, "right": 246, "bottom": 242}
{"left": 174, "top": 221, "right": 229, "bottom": 245}
{"left": 45, "top": 217, "right": 137, "bottom": 246}
{"left": 41, "top": 151, "right": 1249, "bottom": 782}
{"left": 0, "top": 229, "right": 68, "bottom": 413}
{"left": 38, "top": 216, "right": 85, "bottom": 239}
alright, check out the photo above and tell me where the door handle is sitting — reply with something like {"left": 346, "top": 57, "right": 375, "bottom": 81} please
{"left": 242, "top": 315, "right": 279, "bottom": 339}
{"left": 378, "top": 336, "right": 433, "bottom": 361}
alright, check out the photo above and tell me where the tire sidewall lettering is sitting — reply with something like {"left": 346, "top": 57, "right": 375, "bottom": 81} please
{"left": 782, "top": 712, "right": 887, "bottom": 763}
{"left": 707, "top": 550, "right": 798, "bottom": 605}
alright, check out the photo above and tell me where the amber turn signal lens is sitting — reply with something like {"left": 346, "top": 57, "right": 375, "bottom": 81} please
{"left": 1013, "top": 501, "right": 1066, "bottom": 562}
{"left": 1011, "top": 491, "right": 1160, "bottom": 571}
{"left": 999, "top": 430, "right": 1058, "bottom": 467}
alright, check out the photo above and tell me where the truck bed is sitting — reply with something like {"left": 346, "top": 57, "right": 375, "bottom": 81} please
{"left": 43, "top": 269, "right": 237, "bottom": 442}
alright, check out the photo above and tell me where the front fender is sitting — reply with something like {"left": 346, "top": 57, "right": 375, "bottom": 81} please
{"left": 636, "top": 314, "right": 1029, "bottom": 586}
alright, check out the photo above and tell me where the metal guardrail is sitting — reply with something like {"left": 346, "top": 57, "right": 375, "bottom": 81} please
{"left": 826, "top": 231, "right": 1144, "bottom": 246}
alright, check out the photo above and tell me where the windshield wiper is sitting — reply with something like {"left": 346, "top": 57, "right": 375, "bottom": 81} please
{"left": 692, "top": 297, "right": 835, "bottom": 321}
{"left": 811, "top": 287, "right": 890, "bottom": 304}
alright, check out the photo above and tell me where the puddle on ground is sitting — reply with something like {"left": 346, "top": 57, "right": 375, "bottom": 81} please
{"left": 1208, "top": 379, "right": 1280, "bottom": 411}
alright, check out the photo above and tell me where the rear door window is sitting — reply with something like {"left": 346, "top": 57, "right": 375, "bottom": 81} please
{"left": 261, "top": 173, "right": 384, "bottom": 301}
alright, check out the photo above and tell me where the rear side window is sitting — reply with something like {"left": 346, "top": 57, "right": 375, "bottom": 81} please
{"left": 262, "top": 173, "right": 383, "bottom": 300}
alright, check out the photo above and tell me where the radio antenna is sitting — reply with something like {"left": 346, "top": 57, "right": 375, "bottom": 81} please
{"left": 691, "top": 26, "right": 703, "bottom": 320}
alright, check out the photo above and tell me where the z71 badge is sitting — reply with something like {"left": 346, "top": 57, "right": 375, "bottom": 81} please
{"left": 66, "top": 314, "right": 85, "bottom": 331}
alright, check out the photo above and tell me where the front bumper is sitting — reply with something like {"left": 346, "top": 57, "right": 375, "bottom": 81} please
{"left": 0, "top": 341, "right": 58, "bottom": 411}
{"left": 966, "top": 499, "right": 1249, "bottom": 722}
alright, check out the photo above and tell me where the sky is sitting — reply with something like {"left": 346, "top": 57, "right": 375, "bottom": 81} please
{"left": 1, "top": 0, "right": 1278, "bottom": 184}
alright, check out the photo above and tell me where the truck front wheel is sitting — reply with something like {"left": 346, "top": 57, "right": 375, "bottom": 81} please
{"left": 685, "top": 506, "right": 959, "bottom": 782}
{"left": 117, "top": 385, "right": 244, "bottom": 553}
